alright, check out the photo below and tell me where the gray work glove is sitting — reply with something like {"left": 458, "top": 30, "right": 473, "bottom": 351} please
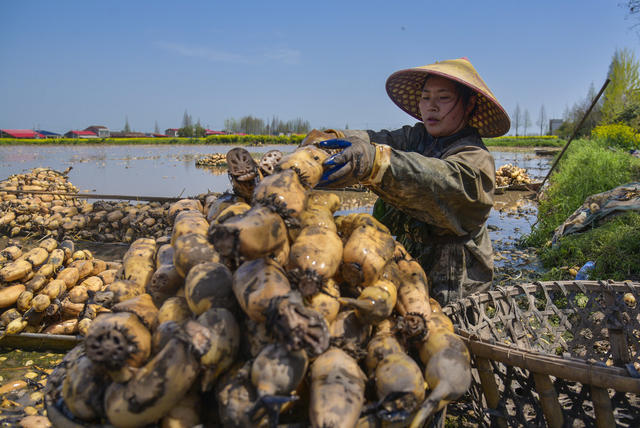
{"left": 316, "top": 136, "right": 376, "bottom": 188}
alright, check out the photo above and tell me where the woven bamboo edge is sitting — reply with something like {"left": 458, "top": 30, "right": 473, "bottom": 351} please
{"left": 457, "top": 331, "right": 640, "bottom": 393}
{"left": 444, "top": 280, "right": 640, "bottom": 392}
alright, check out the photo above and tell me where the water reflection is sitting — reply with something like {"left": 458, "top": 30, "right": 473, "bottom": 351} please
{"left": 0, "top": 144, "right": 298, "bottom": 198}
{"left": 0, "top": 144, "right": 550, "bottom": 251}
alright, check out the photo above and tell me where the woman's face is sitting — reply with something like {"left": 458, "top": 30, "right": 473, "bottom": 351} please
{"left": 419, "top": 75, "right": 474, "bottom": 137}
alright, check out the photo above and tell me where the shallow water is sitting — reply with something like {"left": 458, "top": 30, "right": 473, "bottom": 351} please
{"left": 0, "top": 144, "right": 551, "bottom": 262}
{"left": 0, "top": 144, "right": 549, "bottom": 196}
{"left": 0, "top": 144, "right": 298, "bottom": 198}
{"left": 0, "top": 145, "right": 552, "bottom": 422}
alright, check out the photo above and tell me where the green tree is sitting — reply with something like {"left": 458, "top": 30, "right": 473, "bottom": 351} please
{"left": 601, "top": 48, "right": 640, "bottom": 126}
{"left": 123, "top": 115, "right": 131, "bottom": 133}
{"left": 239, "top": 115, "right": 265, "bottom": 134}
{"left": 178, "top": 110, "right": 194, "bottom": 137}
{"left": 194, "top": 119, "right": 206, "bottom": 138}
{"left": 154, "top": 121, "right": 160, "bottom": 134}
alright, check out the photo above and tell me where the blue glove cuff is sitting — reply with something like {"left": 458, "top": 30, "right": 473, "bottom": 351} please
{"left": 316, "top": 139, "right": 353, "bottom": 149}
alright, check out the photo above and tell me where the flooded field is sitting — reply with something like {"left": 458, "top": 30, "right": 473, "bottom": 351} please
{"left": 0, "top": 144, "right": 550, "bottom": 282}
{"left": 0, "top": 144, "right": 549, "bottom": 197}
{"left": 0, "top": 143, "right": 550, "bottom": 277}
{"left": 0, "top": 144, "right": 552, "bottom": 424}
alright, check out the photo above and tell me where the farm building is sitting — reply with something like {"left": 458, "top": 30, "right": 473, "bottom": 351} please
{"left": 64, "top": 130, "right": 98, "bottom": 138}
{"left": 35, "top": 130, "right": 62, "bottom": 138}
{"left": 0, "top": 129, "right": 44, "bottom": 138}
{"left": 84, "top": 126, "right": 110, "bottom": 138}
{"left": 165, "top": 128, "right": 179, "bottom": 137}
{"left": 205, "top": 129, "right": 226, "bottom": 136}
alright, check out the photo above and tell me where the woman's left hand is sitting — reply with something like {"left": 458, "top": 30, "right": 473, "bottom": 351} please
{"left": 316, "top": 136, "right": 376, "bottom": 188}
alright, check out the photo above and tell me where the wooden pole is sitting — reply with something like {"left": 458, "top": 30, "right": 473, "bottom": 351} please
{"left": 590, "top": 385, "right": 616, "bottom": 428}
{"left": 533, "top": 372, "right": 564, "bottom": 428}
{"left": 536, "top": 78, "right": 611, "bottom": 197}
{"left": 475, "top": 357, "right": 508, "bottom": 428}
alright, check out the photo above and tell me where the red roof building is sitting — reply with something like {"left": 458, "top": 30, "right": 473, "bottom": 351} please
{"left": 165, "top": 128, "right": 180, "bottom": 137}
{"left": 0, "top": 129, "right": 44, "bottom": 138}
{"left": 64, "top": 130, "right": 98, "bottom": 138}
{"left": 205, "top": 130, "right": 226, "bottom": 136}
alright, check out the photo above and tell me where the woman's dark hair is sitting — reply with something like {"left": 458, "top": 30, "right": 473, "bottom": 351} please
{"left": 455, "top": 81, "right": 475, "bottom": 106}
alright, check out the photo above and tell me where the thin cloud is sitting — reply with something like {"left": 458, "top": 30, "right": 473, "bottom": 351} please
{"left": 157, "top": 42, "right": 301, "bottom": 65}
{"left": 156, "top": 42, "right": 252, "bottom": 64}
{"left": 263, "top": 48, "right": 301, "bottom": 65}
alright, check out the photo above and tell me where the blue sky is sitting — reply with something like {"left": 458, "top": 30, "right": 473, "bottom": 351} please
{"left": 1, "top": 1, "right": 638, "bottom": 135}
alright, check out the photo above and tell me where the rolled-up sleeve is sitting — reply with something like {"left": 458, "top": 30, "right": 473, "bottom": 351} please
{"left": 342, "top": 127, "right": 495, "bottom": 236}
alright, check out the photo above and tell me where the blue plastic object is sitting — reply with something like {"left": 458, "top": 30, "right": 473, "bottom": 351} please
{"left": 575, "top": 261, "right": 595, "bottom": 280}
{"left": 316, "top": 139, "right": 353, "bottom": 186}
{"left": 317, "top": 138, "right": 353, "bottom": 149}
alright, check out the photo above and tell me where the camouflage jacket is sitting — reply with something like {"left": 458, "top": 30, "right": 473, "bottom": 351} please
{"left": 341, "top": 124, "right": 495, "bottom": 305}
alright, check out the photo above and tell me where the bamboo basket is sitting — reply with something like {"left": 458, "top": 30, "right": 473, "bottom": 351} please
{"left": 443, "top": 280, "right": 640, "bottom": 427}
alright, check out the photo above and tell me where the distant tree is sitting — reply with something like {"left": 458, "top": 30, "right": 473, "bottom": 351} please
{"left": 194, "top": 119, "right": 206, "bottom": 138}
{"left": 224, "top": 118, "right": 239, "bottom": 133}
{"left": 345, "top": 124, "right": 349, "bottom": 129}
{"left": 513, "top": 104, "right": 522, "bottom": 136}
{"left": 269, "top": 116, "right": 279, "bottom": 135}
{"left": 123, "top": 116, "right": 131, "bottom": 133}
{"left": 537, "top": 105, "right": 547, "bottom": 135}
{"left": 238, "top": 116, "right": 262, "bottom": 134}
{"left": 181, "top": 110, "right": 193, "bottom": 128}
{"left": 287, "top": 117, "right": 310, "bottom": 134}
{"left": 154, "top": 121, "right": 160, "bottom": 134}
{"left": 601, "top": 48, "right": 640, "bottom": 126}
{"left": 557, "top": 83, "right": 603, "bottom": 139}
{"left": 179, "top": 110, "right": 195, "bottom": 137}
{"left": 224, "top": 115, "right": 310, "bottom": 134}
{"left": 523, "top": 109, "right": 531, "bottom": 136}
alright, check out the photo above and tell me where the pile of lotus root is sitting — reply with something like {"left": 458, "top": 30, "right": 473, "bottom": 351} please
{"left": 495, "top": 163, "right": 533, "bottom": 187}
{"left": 0, "top": 238, "right": 123, "bottom": 337}
{"left": 23, "top": 145, "right": 471, "bottom": 427}
{"left": 195, "top": 153, "right": 228, "bottom": 167}
{"left": 0, "top": 168, "right": 172, "bottom": 242}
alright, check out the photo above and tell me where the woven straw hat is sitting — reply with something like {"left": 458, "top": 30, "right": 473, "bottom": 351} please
{"left": 385, "top": 57, "right": 510, "bottom": 137}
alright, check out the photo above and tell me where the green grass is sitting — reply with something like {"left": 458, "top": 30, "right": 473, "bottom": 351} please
{"left": 521, "top": 138, "right": 640, "bottom": 280}
{"left": 523, "top": 139, "right": 640, "bottom": 247}
{"left": 484, "top": 136, "right": 564, "bottom": 147}
{"left": 539, "top": 212, "right": 640, "bottom": 281}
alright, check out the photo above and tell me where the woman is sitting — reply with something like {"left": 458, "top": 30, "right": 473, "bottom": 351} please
{"left": 305, "top": 57, "right": 510, "bottom": 306}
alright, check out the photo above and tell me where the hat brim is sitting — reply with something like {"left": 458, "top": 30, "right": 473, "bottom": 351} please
{"left": 385, "top": 62, "right": 510, "bottom": 138}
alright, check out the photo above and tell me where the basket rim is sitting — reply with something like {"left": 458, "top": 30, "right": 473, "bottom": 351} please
{"left": 443, "top": 280, "right": 640, "bottom": 392}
